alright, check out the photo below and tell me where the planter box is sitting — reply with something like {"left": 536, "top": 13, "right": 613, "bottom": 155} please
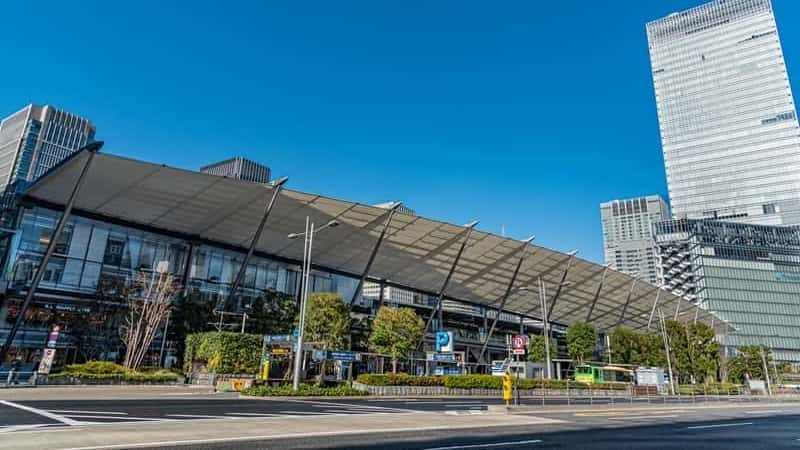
{"left": 40, "top": 376, "right": 184, "bottom": 386}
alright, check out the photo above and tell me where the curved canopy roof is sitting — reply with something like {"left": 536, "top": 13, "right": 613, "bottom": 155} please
{"left": 23, "top": 150, "right": 727, "bottom": 333}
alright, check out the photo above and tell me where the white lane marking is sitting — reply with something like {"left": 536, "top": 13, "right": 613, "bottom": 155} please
{"left": 0, "top": 400, "right": 82, "bottom": 426}
{"left": 166, "top": 414, "right": 231, "bottom": 419}
{"left": 321, "top": 409, "right": 373, "bottom": 414}
{"left": 421, "top": 439, "right": 544, "bottom": 450}
{"left": 282, "top": 399, "right": 417, "bottom": 413}
{"left": 225, "top": 412, "right": 277, "bottom": 417}
{"left": 55, "top": 415, "right": 172, "bottom": 421}
{"left": 47, "top": 410, "right": 128, "bottom": 415}
{"left": 609, "top": 414, "right": 679, "bottom": 420}
{"left": 745, "top": 410, "right": 784, "bottom": 415}
{"left": 0, "top": 423, "right": 52, "bottom": 433}
{"left": 276, "top": 411, "right": 326, "bottom": 415}
{"left": 687, "top": 422, "right": 753, "bottom": 430}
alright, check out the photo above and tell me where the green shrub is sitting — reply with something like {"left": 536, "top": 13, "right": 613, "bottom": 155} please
{"left": 356, "top": 373, "right": 627, "bottom": 391}
{"left": 183, "top": 332, "right": 262, "bottom": 374}
{"left": 356, "top": 373, "right": 443, "bottom": 386}
{"left": 678, "top": 383, "right": 742, "bottom": 395}
{"left": 47, "top": 361, "right": 183, "bottom": 383}
{"left": 241, "top": 383, "right": 367, "bottom": 397}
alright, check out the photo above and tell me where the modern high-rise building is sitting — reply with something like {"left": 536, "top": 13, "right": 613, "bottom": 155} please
{"left": 200, "top": 156, "right": 271, "bottom": 184}
{"left": 600, "top": 195, "right": 670, "bottom": 284}
{"left": 0, "top": 104, "right": 96, "bottom": 190}
{"left": 647, "top": 0, "right": 800, "bottom": 226}
{"left": 654, "top": 219, "right": 800, "bottom": 362}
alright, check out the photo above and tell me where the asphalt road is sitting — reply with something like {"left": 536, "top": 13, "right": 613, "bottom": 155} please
{"left": 0, "top": 397, "right": 499, "bottom": 429}
{"left": 178, "top": 414, "right": 800, "bottom": 450}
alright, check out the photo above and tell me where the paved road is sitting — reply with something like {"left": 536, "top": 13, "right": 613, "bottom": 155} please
{"left": 0, "top": 397, "right": 500, "bottom": 430}
{"left": 186, "top": 414, "right": 800, "bottom": 450}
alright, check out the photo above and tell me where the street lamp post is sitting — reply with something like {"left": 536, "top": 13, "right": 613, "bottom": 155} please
{"left": 289, "top": 217, "right": 339, "bottom": 391}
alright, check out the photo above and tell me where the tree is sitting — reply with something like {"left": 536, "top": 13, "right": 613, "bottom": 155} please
{"left": 687, "top": 323, "right": 720, "bottom": 383}
{"left": 368, "top": 307, "right": 424, "bottom": 373}
{"left": 566, "top": 321, "right": 596, "bottom": 364}
{"left": 120, "top": 270, "right": 179, "bottom": 370}
{"left": 610, "top": 327, "right": 644, "bottom": 365}
{"left": 665, "top": 320, "right": 692, "bottom": 383}
{"left": 247, "top": 291, "right": 299, "bottom": 335}
{"left": 638, "top": 332, "right": 667, "bottom": 368}
{"left": 727, "top": 345, "right": 771, "bottom": 384}
{"left": 527, "top": 335, "right": 555, "bottom": 363}
{"left": 304, "top": 292, "right": 351, "bottom": 351}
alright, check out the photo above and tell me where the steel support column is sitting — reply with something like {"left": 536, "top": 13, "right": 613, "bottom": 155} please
{"left": 616, "top": 277, "right": 638, "bottom": 327}
{"left": 223, "top": 176, "right": 288, "bottom": 311}
{"left": 349, "top": 202, "right": 401, "bottom": 309}
{"left": 585, "top": 266, "right": 610, "bottom": 322}
{"left": 546, "top": 252, "right": 576, "bottom": 323}
{"left": 180, "top": 242, "right": 195, "bottom": 299}
{"left": 418, "top": 221, "right": 478, "bottom": 350}
{"left": 477, "top": 237, "right": 534, "bottom": 364}
{"left": 647, "top": 289, "right": 661, "bottom": 331}
{"left": 0, "top": 142, "right": 103, "bottom": 362}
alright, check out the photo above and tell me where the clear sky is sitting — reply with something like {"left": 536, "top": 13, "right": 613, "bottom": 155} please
{"left": 2, "top": 1, "right": 799, "bottom": 262}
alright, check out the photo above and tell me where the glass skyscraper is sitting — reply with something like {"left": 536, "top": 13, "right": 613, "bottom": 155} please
{"left": 0, "top": 104, "right": 96, "bottom": 191}
{"left": 647, "top": 0, "right": 800, "bottom": 226}
{"left": 654, "top": 219, "right": 800, "bottom": 362}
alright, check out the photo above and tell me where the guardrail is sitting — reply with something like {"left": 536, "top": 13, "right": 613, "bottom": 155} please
{"left": 0, "top": 370, "right": 37, "bottom": 386}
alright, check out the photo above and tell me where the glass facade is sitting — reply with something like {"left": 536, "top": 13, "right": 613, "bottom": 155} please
{"left": 0, "top": 105, "right": 96, "bottom": 191}
{"left": 647, "top": 0, "right": 800, "bottom": 226}
{"left": 654, "top": 219, "right": 800, "bottom": 362}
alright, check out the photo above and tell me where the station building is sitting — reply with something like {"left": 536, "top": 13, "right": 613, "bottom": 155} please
{"left": 0, "top": 148, "right": 721, "bottom": 371}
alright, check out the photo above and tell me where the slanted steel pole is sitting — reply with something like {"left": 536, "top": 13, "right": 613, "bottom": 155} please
{"left": 616, "top": 277, "right": 638, "bottom": 327}
{"left": 586, "top": 266, "right": 610, "bottom": 322}
{"left": 418, "top": 221, "right": 478, "bottom": 350}
{"left": 647, "top": 288, "right": 662, "bottom": 331}
{"left": 547, "top": 252, "right": 576, "bottom": 321}
{"left": 350, "top": 202, "right": 401, "bottom": 309}
{"left": 477, "top": 237, "right": 534, "bottom": 364}
{"left": 0, "top": 142, "right": 102, "bottom": 362}
{"left": 224, "top": 177, "right": 288, "bottom": 311}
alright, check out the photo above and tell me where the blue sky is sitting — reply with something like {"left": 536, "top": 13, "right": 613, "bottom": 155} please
{"left": 2, "top": 1, "right": 799, "bottom": 262}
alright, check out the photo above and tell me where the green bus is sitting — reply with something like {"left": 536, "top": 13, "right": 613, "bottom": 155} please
{"left": 574, "top": 365, "right": 633, "bottom": 384}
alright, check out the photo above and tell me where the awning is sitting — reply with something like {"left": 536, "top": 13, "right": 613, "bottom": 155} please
{"left": 22, "top": 150, "right": 728, "bottom": 333}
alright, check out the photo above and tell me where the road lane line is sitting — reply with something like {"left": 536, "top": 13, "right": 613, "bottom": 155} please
{"left": 225, "top": 413, "right": 277, "bottom": 417}
{"left": 421, "top": 439, "right": 544, "bottom": 449}
{"left": 282, "top": 399, "right": 417, "bottom": 413}
{"left": 609, "top": 414, "right": 679, "bottom": 420}
{"left": 687, "top": 422, "right": 753, "bottom": 430}
{"left": 0, "top": 424, "right": 52, "bottom": 433}
{"left": 0, "top": 400, "right": 82, "bottom": 426}
{"left": 47, "top": 410, "right": 128, "bottom": 415}
{"left": 745, "top": 410, "right": 784, "bottom": 414}
{"left": 276, "top": 411, "right": 326, "bottom": 415}
{"left": 166, "top": 414, "right": 231, "bottom": 419}
{"left": 55, "top": 415, "right": 171, "bottom": 421}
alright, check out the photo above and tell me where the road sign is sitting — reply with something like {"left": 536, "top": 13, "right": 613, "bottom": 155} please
{"left": 38, "top": 348, "right": 56, "bottom": 374}
{"left": 426, "top": 352, "right": 456, "bottom": 362}
{"left": 313, "top": 350, "right": 361, "bottom": 362}
{"left": 511, "top": 334, "right": 527, "bottom": 355}
{"left": 263, "top": 334, "right": 292, "bottom": 344}
{"left": 435, "top": 331, "right": 453, "bottom": 352}
{"left": 271, "top": 348, "right": 289, "bottom": 355}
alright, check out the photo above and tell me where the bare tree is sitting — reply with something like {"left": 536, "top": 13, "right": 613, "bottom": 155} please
{"left": 120, "top": 269, "right": 179, "bottom": 370}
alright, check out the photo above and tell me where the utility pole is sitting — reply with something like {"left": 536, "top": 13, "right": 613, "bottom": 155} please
{"left": 659, "top": 309, "right": 676, "bottom": 395}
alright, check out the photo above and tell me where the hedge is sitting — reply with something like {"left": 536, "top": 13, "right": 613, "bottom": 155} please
{"left": 356, "top": 374, "right": 628, "bottom": 391}
{"left": 241, "top": 383, "right": 367, "bottom": 397}
{"left": 184, "top": 332, "right": 262, "bottom": 374}
{"left": 48, "top": 361, "right": 183, "bottom": 383}
{"left": 678, "top": 383, "right": 742, "bottom": 395}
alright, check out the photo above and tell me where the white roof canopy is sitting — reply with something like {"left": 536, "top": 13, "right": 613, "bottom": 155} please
{"left": 23, "top": 150, "right": 727, "bottom": 332}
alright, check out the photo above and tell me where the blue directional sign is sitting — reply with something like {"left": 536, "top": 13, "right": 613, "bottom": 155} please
{"left": 314, "top": 350, "right": 361, "bottom": 361}
{"left": 435, "top": 331, "right": 453, "bottom": 352}
{"left": 263, "top": 334, "right": 292, "bottom": 344}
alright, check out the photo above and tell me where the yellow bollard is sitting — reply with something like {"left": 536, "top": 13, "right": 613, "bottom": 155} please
{"left": 503, "top": 372, "right": 513, "bottom": 407}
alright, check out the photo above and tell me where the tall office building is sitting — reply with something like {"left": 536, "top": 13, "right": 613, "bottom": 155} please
{"left": 647, "top": 0, "right": 800, "bottom": 226}
{"left": 600, "top": 195, "right": 670, "bottom": 284}
{"left": 654, "top": 219, "right": 800, "bottom": 362}
{"left": 200, "top": 156, "right": 271, "bottom": 184}
{"left": 0, "top": 104, "right": 96, "bottom": 190}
